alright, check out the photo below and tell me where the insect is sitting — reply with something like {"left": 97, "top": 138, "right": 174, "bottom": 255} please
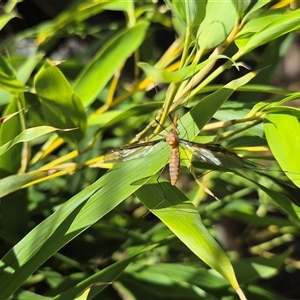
{"left": 104, "top": 115, "right": 245, "bottom": 186}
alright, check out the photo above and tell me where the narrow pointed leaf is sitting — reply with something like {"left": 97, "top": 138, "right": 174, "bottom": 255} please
{"left": 73, "top": 21, "right": 149, "bottom": 107}
{"left": 0, "top": 126, "right": 63, "bottom": 157}
{"left": 135, "top": 179, "right": 241, "bottom": 291}
{"left": 0, "top": 171, "right": 51, "bottom": 197}
{"left": 0, "top": 144, "right": 169, "bottom": 298}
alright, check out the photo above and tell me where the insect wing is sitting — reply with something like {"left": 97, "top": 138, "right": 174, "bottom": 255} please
{"left": 104, "top": 140, "right": 163, "bottom": 163}
{"left": 182, "top": 141, "right": 244, "bottom": 169}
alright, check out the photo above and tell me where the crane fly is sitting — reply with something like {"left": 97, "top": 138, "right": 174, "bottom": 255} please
{"left": 104, "top": 115, "right": 245, "bottom": 186}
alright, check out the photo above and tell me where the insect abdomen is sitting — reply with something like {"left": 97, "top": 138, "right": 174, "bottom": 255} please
{"left": 169, "top": 147, "right": 180, "bottom": 185}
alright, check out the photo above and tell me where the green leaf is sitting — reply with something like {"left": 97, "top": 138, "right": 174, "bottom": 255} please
{"left": 138, "top": 55, "right": 232, "bottom": 83}
{"left": 234, "top": 253, "right": 288, "bottom": 284}
{"left": 35, "top": 64, "right": 87, "bottom": 144}
{"left": 53, "top": 244, "right": 161, "bottom": 300}
{"left": 239, "top": 9, "right": 300, "bottom": 54}
{"left": 97, "top": 72, "right": 257, "bottom": 291}
{"left": 95, "top": 102, "right": 162, "bottom": 129}
{"left": 242, "top": 0, "right": 272, "bottom": 21}
{"left": 135, "top": 179, "right": 240, "bottom": 290}
{"left": 0, "top": 171, "right": 51, "bottom": 198}
{"left": 197, "top": 1, "right": 237, "bottom": 50}
{"left": 165, "top": 0, "right": 206, "bottom": 29}
{"left": 188, "top": 70, "right": 258, "bottom": 136}
{"left": 0, "top": 126, "right": 69, "bottom": 157}
{"left": 0, "top": 143, "right": 169, "bottom": 298}
{"left": 126, "top": 262, "right": 228, "bottom": 289}
{"left": 24, "top": 1, "right": 130, "bottom": 45}
{"left": 0, "top": 98, "right": 23, "bottom": 175}
{"left": 184, "top": 0, "right": 206, "bottom": 28}
{"left": 234, "top": 170, "right": 300, "bottom": 225}
{"left": 164, "top": 0, "right": 186, "bottom": 28}
{"left": 0, "top": 52, "right": 44, "bottom": 106}
{"left": 138, "top": 62, "right": 198, "bottom": 83}
{"left": 264, "top": 113, "right": 300, "bottom": 188}
{"left": 0, "top": 56, "right": 25, "bottom": 94}
{"left": 0, "top": 11, "right": 17, "bottom": 31}
{"left": 73, "top": 21, "right": 149, "bottom": 107}
{"left": 0, "top": 98, "right": 28, "bottom": 246}
{"left": 237, "top": 12, "right": 284, "bottom": 38}
{"left": 120, "top": 263, "right": 220, "bottom": 299}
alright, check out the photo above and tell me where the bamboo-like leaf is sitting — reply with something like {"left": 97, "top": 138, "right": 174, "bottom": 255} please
{"left": 0, "top": 56, "right": 25, "bottom": 94}
{"left": 0, "top": 126, "right": 70, "bottom": 157}
{"left": 135, "top": 179, "right": 241, "bottom": 291}
{"left": 0, "top": 71, "right": 25, "bottom": 94}
{"left": 264, "top": 113, "right": 300, "bottom": 188}
{"left": 0, "top": 77, "right": 249, "bottom": 296}
{"left": 138, "top": 55, "right": 232, "bottom": 83}
{"left": 35, "top": 64, "right": 87, "bottom": 144}
{"left": 0, "top": 99, "right": 23, "bottom": 172}
{"left": 242, "top": 0, "right": 272, "bottom": 21}
{"left": 0, "top": 143, "right": 169, "bottom": 298}
{"left": 239, "top": 9, "right": 300, "bottom": 54}
{"left": 0, "top": 52, "right": 44, "bottom": 106}
{"left": 197, "top": 1, "right": 237, "bottom": 50}
{"left": 167, "top": 0, "right": 206, "bottom": 28}
{"left": 184, "top": 0, "right": 206, "bottom": 28}
{"left": 0, "top": 171, "right": 51, "bottom": 197}
{"left": 73, "top": 21, "right": 149, "bottom": 107}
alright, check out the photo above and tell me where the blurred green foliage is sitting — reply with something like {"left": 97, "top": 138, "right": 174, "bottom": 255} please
{"left": 1, "top": 0, "right": 300, "bottom": 299}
